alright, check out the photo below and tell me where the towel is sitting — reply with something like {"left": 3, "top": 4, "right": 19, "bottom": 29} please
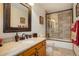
{"left": 0, "top": 37, "right": 3, "bottom": 46}
{"left": 71, "top": 20, "right": 79, "bottom": 46}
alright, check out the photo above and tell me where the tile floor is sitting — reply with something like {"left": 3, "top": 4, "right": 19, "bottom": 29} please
{"left": 46, "top": 47, "right": 75, "bottom": 56}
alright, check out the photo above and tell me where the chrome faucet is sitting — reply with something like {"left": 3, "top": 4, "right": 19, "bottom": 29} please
{"left": 21, "top": 33, "right": 26, "bottom": 40}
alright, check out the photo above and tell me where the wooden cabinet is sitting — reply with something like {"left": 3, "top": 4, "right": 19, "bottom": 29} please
{"left": 18, "top": 40, "right": 46, "bottom": 56}
{"left": 35, "top": 41, "right": 46, "bottom": 56}
{"left": 36, "top": 45, "right": 46, "bottom": 56}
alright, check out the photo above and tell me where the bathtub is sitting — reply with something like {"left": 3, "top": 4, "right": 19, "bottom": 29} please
{"left": 46, "top": 38, "right": 73, "bottom": 49}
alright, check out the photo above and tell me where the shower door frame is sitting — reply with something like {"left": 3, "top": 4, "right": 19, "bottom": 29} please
{"left": 45, "top": 8, "right": 73, "bottom": 43}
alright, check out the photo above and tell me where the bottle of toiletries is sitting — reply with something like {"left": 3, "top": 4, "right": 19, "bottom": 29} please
{"left": 15, "top": 33, "right": 19, "bottom": 42}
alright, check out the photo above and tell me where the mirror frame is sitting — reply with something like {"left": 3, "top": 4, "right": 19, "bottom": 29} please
{"left": 3, "top": 3, "right": 31, "bottom": 33}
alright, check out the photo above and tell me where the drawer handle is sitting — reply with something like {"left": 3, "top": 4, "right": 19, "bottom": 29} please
{"left": 35, "top": 48, "right": 39, "bottom": 50}
{"left": 35, "top": 48, "right": 39, "bottom": 56}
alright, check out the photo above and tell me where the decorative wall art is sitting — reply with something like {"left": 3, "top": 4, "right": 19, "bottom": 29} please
{"left": 39, "top": 16, "right": 44, "bottom": 24}
{"left": 20, "top": 17, "right": 26, "bottom": 24}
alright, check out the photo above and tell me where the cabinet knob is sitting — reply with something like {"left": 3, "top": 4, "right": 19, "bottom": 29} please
{"left": 35, "top": 48, "right": 39, "bottom": 56}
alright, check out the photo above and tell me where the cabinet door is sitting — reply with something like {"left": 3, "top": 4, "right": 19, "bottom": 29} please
{"left": 36, "top": 41, "right": 46, "bottom": 56}
{"left": 37, "top": 46, "right": 46, "bottom": 56}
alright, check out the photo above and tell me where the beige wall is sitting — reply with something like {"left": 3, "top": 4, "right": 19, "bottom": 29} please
{"left": 0, "top": 3, "right": 46, "bottom": 43}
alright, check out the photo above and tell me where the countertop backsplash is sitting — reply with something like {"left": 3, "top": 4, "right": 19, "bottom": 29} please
{"left": 1, "top": 32, "right": 29, "bottom": 43}
{"left": 3, "top": 37, "right": 15, "bottom": 43}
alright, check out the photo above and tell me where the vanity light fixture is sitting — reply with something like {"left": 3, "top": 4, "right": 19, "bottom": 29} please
{"left": 28, "top": 3, "right": 34, "bottom": 6}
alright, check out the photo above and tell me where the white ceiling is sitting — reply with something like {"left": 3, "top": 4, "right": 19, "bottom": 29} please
{"left": 37, "top": 3, "right": 73, "bottom": 13}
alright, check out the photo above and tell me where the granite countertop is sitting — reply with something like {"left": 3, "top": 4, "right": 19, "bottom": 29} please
{"left": 0, "top": 37, "right": 46, "bottom": 56}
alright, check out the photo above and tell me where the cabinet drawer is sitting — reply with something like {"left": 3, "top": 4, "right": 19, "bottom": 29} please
{"left": 35, "top": 40, "right": 46, "bottom": 49}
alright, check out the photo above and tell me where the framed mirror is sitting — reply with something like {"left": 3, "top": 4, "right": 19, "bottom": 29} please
{"left": 3, "top": 3, "right": 31, "bottom": 33}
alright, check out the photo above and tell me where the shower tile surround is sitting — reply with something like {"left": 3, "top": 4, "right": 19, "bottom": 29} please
{"left": 58, "top": 10, "right": 72, "bottom": 41}
{"left": 47, "top": 9, "right": 72, "bottom": 42}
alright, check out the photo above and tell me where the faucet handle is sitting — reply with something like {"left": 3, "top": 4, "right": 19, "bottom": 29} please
{"left": 25, "top": 35, "right": 28, "bottom": 39}
{"left": 29, "top": 35, "right": 32, "bottom": 38}
{"left": 20, "top": 33, "right": 26, "bottom": 40}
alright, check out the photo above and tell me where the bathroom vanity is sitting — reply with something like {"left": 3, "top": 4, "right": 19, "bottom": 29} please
{"left": 0, "top": 38, "right": 46, "bottom": 56}
{"left": 18, "top": 39, "right": 46, "bottom": 56}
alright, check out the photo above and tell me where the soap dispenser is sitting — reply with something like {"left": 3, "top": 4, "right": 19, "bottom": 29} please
{"left": 15, "top": 33, "right": 19, "bottom": 42}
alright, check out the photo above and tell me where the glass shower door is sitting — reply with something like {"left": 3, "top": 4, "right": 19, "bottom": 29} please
{"left": 46, "top": 9, "right": 72, "bottom": 42}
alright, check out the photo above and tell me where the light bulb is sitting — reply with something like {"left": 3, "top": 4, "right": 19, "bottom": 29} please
{"left": 28, "top": 3, "right": 34, "bottom": 6}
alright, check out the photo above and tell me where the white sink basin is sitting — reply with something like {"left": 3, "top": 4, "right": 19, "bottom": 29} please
{"left": 19, "top": 39, "right": 36, "bottom": 44}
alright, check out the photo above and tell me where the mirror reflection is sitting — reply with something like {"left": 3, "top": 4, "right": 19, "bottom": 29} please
{"left": 11, "top": 3, "right": 28, "bottom": 28}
